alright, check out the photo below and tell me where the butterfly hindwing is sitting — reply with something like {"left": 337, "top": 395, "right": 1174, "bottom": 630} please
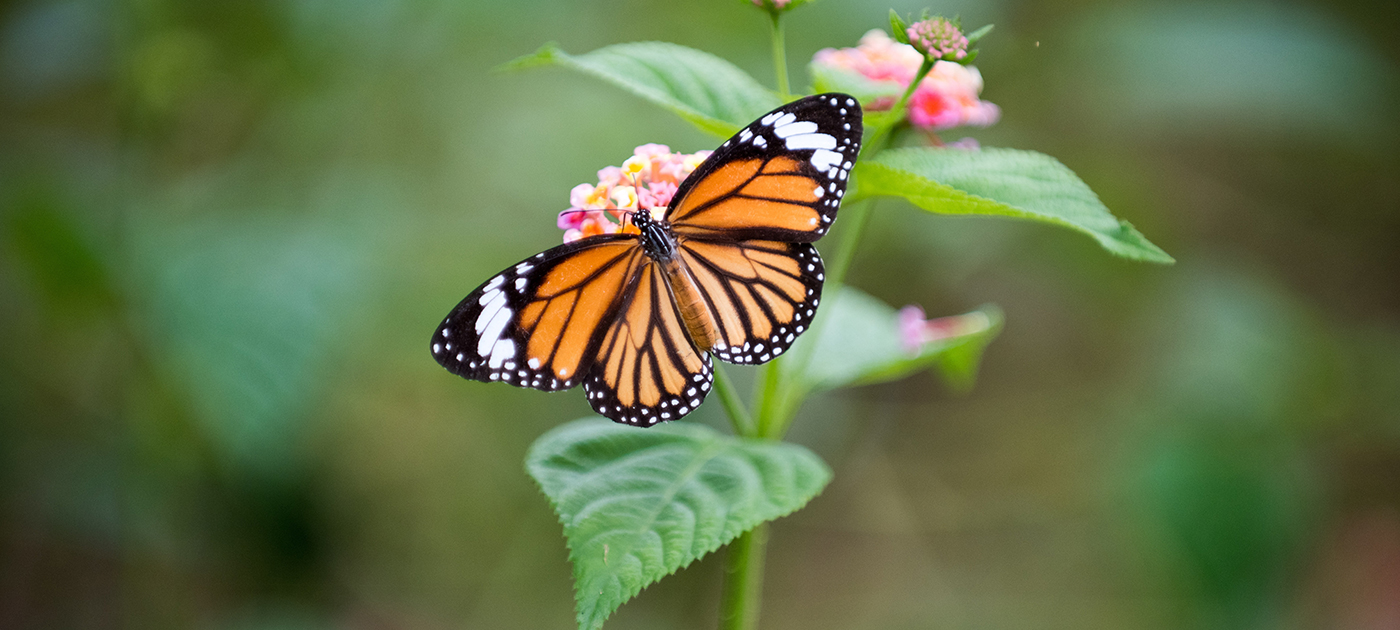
{"left": 583, "top": 262, "right": 714, "bottom": 425}
{"left": 431, "top": 235, "right": 643, "bottom": 391}
{"left": 676, "top": 239, "right": 824, "bottom": 364}
{"left": 667, "top": 94, "right": 863, "bottom": 243}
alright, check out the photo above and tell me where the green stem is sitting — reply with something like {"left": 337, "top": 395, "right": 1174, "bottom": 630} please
{"left": 769, "top": 12, "right": 790, "bottom": 100}
{"left": 712, "top": 12, "right": 801, "bottom": 629}
{"left": 759, "top": 56, "right": 940, "bottom": 438}
{"left": 713, "top": 365, "right": 755, "bottom": 437}
{"left": 752, "top": 358, "right": 784, "bottom": 438}
{"left": 758, "top": 56, "right": 922, "bottom": 438}
{"left": 718, "top": 522, "right": 770, "bottom": 630}
{"left": 861, "top": 56, "right": 934, "bottom": 154}
{"left": 825, "top": 197, "right": 874, "bottom": 291}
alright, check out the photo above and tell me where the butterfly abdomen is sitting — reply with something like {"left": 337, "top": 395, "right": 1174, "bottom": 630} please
{"left": 634, "top": 208, "right": 722, "bottom": 351}
{"left": 660, "top": 258, "right": 721, "bottom": 351}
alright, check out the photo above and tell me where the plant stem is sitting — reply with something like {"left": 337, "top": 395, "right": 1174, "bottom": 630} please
{"left": 861, "top": 56, "right": 933, "bottom": 154}
{"left": 769, "top": 12, "right": 790, "bottom": 100}
{"left": 713, "top": 365, "right": 755, "bottom": 437}
{"left": 825, "top": 197, "right": 873, "bottom": 291}
{"left": 752, "top": 359, "right": 784, "bottom": 438}
{"left": 719, "top": 522, "right": 770, "bottom": 630}
{"left": 713, "top": 13, "right": 800, "bottom": 629}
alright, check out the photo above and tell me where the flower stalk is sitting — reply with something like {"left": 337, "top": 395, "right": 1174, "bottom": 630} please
{"left": 770, "top": 12, "right": 790, "bottom": 100}
{"left": 718, "top": 522, "right": 769, "bottom": 630}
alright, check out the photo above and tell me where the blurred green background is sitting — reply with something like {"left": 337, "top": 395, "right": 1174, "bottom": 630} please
{"left": 2, "top": 0, "right": 1398, "bottom": 628}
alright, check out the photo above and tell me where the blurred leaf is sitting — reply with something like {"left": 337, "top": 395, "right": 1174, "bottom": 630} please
{"left": 790, "top": 286, "right": 1001, "bottom": 392}
{"left": 526, "top": 418, "right": 831, "bottom": 630}
{"left": 808, "top": 63, "right": 902, "bottom": 106}
{"left": 4, "top": 189, "right": 113, "bottom": 310}
{"left": 1135, "top": 435, "right": 1315, "bottom": 622}
{"left": 131, "top": 214, "right": 369, "bottom": 480}
{"left": 500, "top": 42, "right": 781, "bottom": 138}
{"left": 853, "top": 147, "right": 1175, "bottom": 263}
{"left": 1148, "top": 263, "right": 1348, "bottom": 431}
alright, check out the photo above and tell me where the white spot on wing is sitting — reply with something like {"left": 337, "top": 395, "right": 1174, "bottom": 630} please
{"left": 785, "top": 133, "right": 836, "bottom": 151}
{"left": 476, "top": 291, "right": 508, "bottom": 333}
{"left": 773, "top": 120, "right": 817, "bottom": 138}
{"left": 476, "top": 305, "right": 512, "bottom": 356}
{"left": 810, "top": 149, "right": 842, "bottom": 171}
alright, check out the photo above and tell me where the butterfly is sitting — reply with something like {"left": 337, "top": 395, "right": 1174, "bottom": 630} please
{"left": 430, "top": 93, "right": 863, "bottom": 426}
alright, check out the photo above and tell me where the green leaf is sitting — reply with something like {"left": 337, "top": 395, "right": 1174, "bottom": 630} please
{"left": 888, "top": 12, "right": 909, "bottom": 44}
{"left": 501, "top": 42, "right": 782, "bottom": 138}
{"left": 853, "top": 147, "right": 1175, "bottom": 263}
{"left": 964, "top": 23, "right": 994, "bottom": 46}
{"left": 808, "top": 63, "right": 902, "bottom": 106}
{"left": 792, "top": 286, "right": 1001, "bottom": 391}
{"left": 526, "top": 418, "right": 831, "bottom": 630}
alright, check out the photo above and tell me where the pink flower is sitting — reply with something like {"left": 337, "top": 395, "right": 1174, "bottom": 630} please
{"left": 907, "top": 63, "right": 1000, "bottom": 129}
{"left": 898, "top": 305, "right": 993, "bottom": 353}
{"left": 813, "top": 30, "right": 999, "bottom": 131}
{"left": 813, "top": 30, "right": 923, "bottom": 85}
{"left": 646, "top": 180, "right": 678, "bottom": 208}
{"left": 596, "top": 165, "right": 626, "bottom": 187}
{"left": 558, "top": 208, "right": 587, "bottom": 230}
{"left": 558, "top": 145, "right": 712, "bottom": 243}
{"left": 633, "top": 143, "right": 672, "bottom": 160}
{"left": 562, "top": 211, "right": 620, "bottom": 244}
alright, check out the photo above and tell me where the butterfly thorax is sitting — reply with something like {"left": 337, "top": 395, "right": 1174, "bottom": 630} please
{"left": 633, "top": 210, "right": 722, "bottom": 351}
{"left": 633, "top": 210, "right": 677, "bottom": 263}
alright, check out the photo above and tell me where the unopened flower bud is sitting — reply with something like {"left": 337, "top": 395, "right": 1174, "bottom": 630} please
{"left": 906, "top": 16, "right": 968, "bottom": 62}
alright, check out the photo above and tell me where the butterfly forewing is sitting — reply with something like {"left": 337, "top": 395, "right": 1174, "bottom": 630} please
{"left": 431, "top": 235, "right": 643, "bottom": 391}
{"left": 667, "top": 94, "right": 863, "bottom": 242}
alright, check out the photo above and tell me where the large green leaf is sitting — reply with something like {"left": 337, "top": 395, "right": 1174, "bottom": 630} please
{"left": 853, "top": 147, "right": 1175, "bottom": 263}
{"left": 502, "top": 42, "right": 782, "bottom": 138}
{"left": 791, "top": 286, "right": 1002, "bottom": 392}
{"left": 526, "top": 418, "right": 831, "bottom": 630}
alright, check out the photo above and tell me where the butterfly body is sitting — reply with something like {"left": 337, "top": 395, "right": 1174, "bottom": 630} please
{"left": 631, "top": 209, "right": 724, "bottom": 351}
{"left": 433, "top": 94, "right": 863, "bottom": 426}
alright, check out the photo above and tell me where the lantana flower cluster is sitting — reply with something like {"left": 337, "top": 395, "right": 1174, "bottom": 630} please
{"left": 558, "top": 144, "right": 711, "bottom": 243}
{"left": 813, "top": 29, "right": 999, "bottom": 131}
